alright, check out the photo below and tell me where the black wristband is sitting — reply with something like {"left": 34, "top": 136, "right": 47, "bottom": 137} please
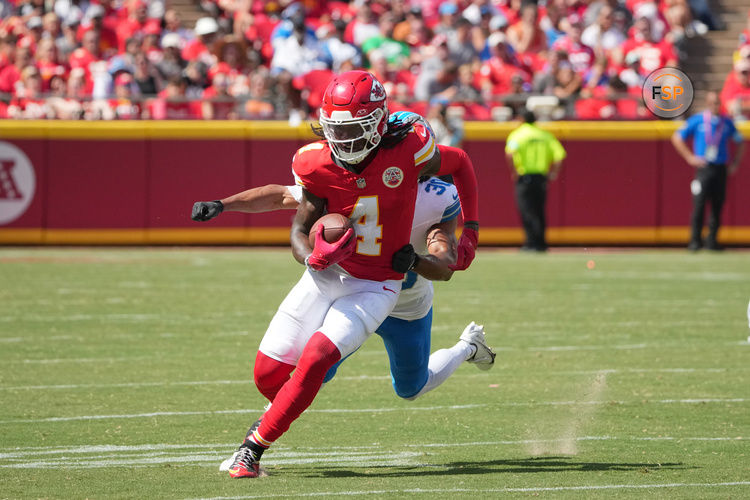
{"left": 464, "top": 220, "right": 479, "bottom": 231}
{"left": 212, "top": 200, "right": 225, "bottom": 214}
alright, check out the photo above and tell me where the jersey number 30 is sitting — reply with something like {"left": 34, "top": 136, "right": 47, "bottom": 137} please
{"left": 349, "top": 196, "right": 382, "bottom": 256}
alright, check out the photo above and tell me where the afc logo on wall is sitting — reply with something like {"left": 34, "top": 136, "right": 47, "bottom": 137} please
{"left": 0, "top": 141, "right": 36, "bottom": 225}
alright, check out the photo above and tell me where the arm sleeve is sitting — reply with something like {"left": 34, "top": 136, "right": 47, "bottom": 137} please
{"left": 550, "top": 136, "right": 567, "bottom": 162}
{"left": 678, "top": 116, "right": 696, "bottom": 141}
{"left": 441, "top": 185, "right": 462, "bottom": 222}
{"left": 505, "top": 134, "right": 519, "bottom": 153}
{"left": 435, "top": 145, "right": 479, "bottom": 223}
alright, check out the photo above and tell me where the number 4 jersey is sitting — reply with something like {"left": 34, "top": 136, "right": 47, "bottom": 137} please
{"left": 292, "top": 121, "right": 436, "bottom": 282}
{"left": 288, "top": 177, "right": 461, "bottom": 321}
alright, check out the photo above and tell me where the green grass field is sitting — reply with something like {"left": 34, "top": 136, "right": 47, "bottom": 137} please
{"left": 0, "top": 248, "right": 748, "bottom": 499}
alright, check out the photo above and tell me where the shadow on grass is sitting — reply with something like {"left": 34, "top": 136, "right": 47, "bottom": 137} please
{"left": 296, "top": 456, "right": 695, "bottom": 478}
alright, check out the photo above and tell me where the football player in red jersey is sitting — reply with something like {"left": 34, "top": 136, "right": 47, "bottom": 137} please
{"left": 221, "top": 71, "right": 479, "bottom": 478}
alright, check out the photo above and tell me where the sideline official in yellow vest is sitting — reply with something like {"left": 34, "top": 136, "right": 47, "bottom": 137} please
{"left": 505, "top": 109, "right": 567, "bottom": 252}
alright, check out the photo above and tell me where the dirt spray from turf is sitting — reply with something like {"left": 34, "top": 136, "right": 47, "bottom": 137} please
{"left": 525, "top": 370, "right": 608, "bottom": 456}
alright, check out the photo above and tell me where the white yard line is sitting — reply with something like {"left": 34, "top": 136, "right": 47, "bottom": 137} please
{"left": 0, "top": 399, "right": 747, "bottom": 425}
{"left": 0, "top": 436, "right": 746, "bottom": 471}
{"left": 0, "top": 435, "right": 744, "bottom": 457}
{"left": 192, "top": 482, "right": 750, "bottom": 499}
{"left": 1, "top": 367, "right": 739, "bottom": 391}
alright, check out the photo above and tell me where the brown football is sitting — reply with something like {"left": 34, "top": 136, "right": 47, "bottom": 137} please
{"left": 309, "top": 213, "right": 353, "bottom": 246}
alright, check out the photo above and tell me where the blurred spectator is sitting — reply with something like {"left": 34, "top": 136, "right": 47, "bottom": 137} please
{"left": 427, "top": 99, "right": 464, "bottom": 146}
{"left": 582, "top": 5, "right": 626, "bottom": 53}
{"left": 79, "top": 4, "right": 118, "bottom": 54}
{"left": 551, "top": 14, "right": 594, "bottom": 75}
{"left": 108, "top": 72, "right": 141, "bottom": 120}
{"left": 319, "top": 19, "right": 361, "bottom": 73}
{"left": 36, "top": 38, "right": 65, "bottom": 91}
{"left": 663, "top": 0, "right": 707, "bottom": 41}
{"left": 243, "top": 67, "right": 275, "bottom": 118}
{"left": 69, "top": 29, "right": 103, "bottom": 74}
{"left": 463, "top": 1, "right": 501, "bottom": 26}
{"left": 447, "top": 17, "right": 478, "bottom": 66}
{"left": 133, "top": 51, "right": 160, "bottom": 95}
{"left": 618, "top": 50, "right": 645, "bottom": 89}
{"left": 393, "top": 6, "right": 431, "bottom": 47}
{"left": 157, "top": 34, "right": 186, "bottom": 81}
{"left": 344, "top": 2, "right": 380, "bottom": 46}
{"left": 57, "top": 14, "right": 80, "bottom": 63}
{"left": 540, "top": 0, "right": 566, "bottom": 48}
{"left": 270, "top": 8, "right": 325, "bottom": 77}
{"left": 368, "top": 49, "right": 413, "bottom": 97}
{"left": 162, "top": 9, "right": 192, "bottom": 46}
{"left": 620, "top": 16, "right": 677, "bottom": 76}
{"left": 454, "top": 63, "right": 482, "bottom": 102}
{"left": 534, "top": 49, "right": 567, "bottom": 94}
{"left": 672, "top": 91, "right": 745, "bottom": 251}
{"left": 581, "top": 55, "right": 610, "bottom": 94}
{"left": 183, "top": 17, "right": 219, "bottom": 66}
{"left": 552, "top": 61, "right": 582, "bottom": 109}
{"left": 720, "top": 59, "right": 750, "bottom": 119}
{"left": 576, "top": 76, "right": 641, "bottom": 119}
{"left": 426, "top": 60, "right": 459, "bottom": 100}
{"left": 202, "top": 72, "right": 237, "bottom": 119}
{"left": 8, "top": 65, "right": 47, "bottom": 119}
{"left": 740, "top": 11, "right": 750, "bottom": 48}
{"left": 150, "top": 75, "right": 197, "bottom": 119}
{"left": 184, "top": 60, "right": 208, "bottom": 97}
{"left": 0, "top": 45, "right": 31, "bottom": 94}
{"left": 686, "top": 0, "right": 722, "bottom": 32}
{"left": 361, "top": 12, "right": 410, "bottom": 68}
{"left": 213, "top": 35, "right": 248, "bottom": 75}
{"left": 115, "top": 0, "right": 149, "bottom": 53}
{"left": 433, "top": 2, "right": 459, "bottom": 37}
{"left": 507, "top": 3, "right": 547, "bottom": 56}
{"left": 414, "top": 35, "right": 451, "bottom": 101}
{"left": 476, "top": 33, "right": 529, "bottom": 100}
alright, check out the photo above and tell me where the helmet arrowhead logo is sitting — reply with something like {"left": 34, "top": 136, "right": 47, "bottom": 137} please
{"left": 370, "top": 79, "right": 386, "bottom": 102}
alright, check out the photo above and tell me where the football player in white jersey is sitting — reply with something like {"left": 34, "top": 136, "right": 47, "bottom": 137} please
{"left": 192, "top": 173, "right": 495, "bottom": 401}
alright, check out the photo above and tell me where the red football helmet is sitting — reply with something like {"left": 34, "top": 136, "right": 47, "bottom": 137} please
{"left": 318, "top": 71, "right": 389, "bottom": 164}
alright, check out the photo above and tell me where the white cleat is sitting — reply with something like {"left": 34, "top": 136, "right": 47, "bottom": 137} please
{"left": 219, "top": 451, "right": 238, "bottom": 472}
{"left": 460, "top": 321, "right": 495, "bottom": 370}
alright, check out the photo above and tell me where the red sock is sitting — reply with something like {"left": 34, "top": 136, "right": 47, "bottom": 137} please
{"left": 255, "top": 332, "right": 341, "bottom": 444}
{"left": 254, "top": 351, "right": 296, "bottom": 402}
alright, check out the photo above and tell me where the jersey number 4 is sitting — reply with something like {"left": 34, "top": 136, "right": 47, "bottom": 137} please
{"left": 349, "top": 196, "right": 383, "bottom": 256}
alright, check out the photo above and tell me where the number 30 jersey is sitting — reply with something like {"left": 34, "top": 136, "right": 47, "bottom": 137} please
{"left": 292, "top": 121, "right": 436, "bottom": 282}
{"left": 390, "top": 178, "right": 461, "bottom": 321}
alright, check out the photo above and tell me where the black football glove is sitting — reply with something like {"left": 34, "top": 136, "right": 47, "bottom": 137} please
{"left": 191, "top": 200, "right": 224, "bottom": 221}
{"left": 392, "top": 244, "right": 420, "bottom": 273}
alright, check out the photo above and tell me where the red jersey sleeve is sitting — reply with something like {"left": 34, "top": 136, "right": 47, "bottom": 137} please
{"left": 291, "top": 141, "right": 330, "bottom": 198}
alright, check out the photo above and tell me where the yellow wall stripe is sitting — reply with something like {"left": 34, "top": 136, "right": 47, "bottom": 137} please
{"left": 2, "top": 121, "right": 747, "bottom": 141}
{"left": 2, "top": 227, "right": 749, "bottom": 245}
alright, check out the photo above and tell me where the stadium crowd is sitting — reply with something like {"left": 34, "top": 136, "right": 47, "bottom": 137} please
{"left": 0, "top": 0, "right": 722, "bottom": 120}
{"left": 720, "top": 11, "right": 750, "bottom": 121}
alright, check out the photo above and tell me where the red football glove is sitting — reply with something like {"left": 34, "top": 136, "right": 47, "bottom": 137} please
{"left": 449, "top": 227, "right": 478, "bottom": 271}
{"left": 306, "top": 225, "right": 356, "bottom": 271}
